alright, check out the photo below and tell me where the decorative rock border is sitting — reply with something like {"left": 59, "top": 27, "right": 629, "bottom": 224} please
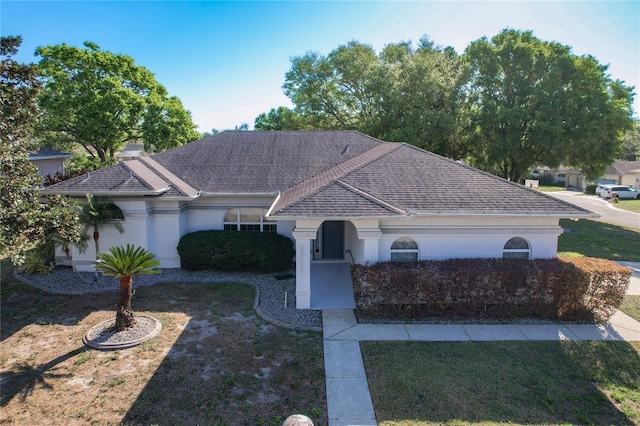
{"left": 83, "top": 315, "right": 162, "bottom": 350}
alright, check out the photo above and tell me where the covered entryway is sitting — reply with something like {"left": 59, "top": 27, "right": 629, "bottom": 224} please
{"left": 310, "top": 262, "right": 355, "bottom": 309}
{"left": 314, "top": 221, "right": 345, "bottom": 260}
{"left": 292, "top": 219, "right": 381, "bottom": 309}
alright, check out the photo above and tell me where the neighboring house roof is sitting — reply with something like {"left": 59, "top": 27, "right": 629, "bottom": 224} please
{"left": 29, "top": 147, "right": 73, "bottom": 160}
{"left": 43, "top": 130, "right": 594, "bottom": 218}
{"left": 604, "top": 160, "right": 640, "bottom": 176}
{"left": 115, "top": 144, "right": 145, "bottom": 159}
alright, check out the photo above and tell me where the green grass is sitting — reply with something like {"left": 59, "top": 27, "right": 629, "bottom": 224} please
{"left": 558, "top": 219, "right": 640, "bottom": 261}
{"left": 621, "top": 295, "right": 640, "bottom": 322}
{"left": 362, "top": 340, "right": 640, "bottom": 426}
{"left": 611, "top": 198, "right": 640, "bottom": 214}
{"left": 536, "top": 185, "right": 567, "bottom": 192}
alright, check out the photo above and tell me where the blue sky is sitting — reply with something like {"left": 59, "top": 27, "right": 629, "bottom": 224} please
{"left": 2, "top": 1, "right": 639, "bottom": 132}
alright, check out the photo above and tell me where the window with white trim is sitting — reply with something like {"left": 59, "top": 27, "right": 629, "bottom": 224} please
{"left": 390, "top": 237, "right": 419, "bottom": 262}
{"left": 503, "top": 237, "right": 530, "bottom": 259}
{"left": 223, "top": 208, "right": 276, "bottom": 232}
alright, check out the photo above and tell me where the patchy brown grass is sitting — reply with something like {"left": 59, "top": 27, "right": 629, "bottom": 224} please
{"left": 0, "top": 261, "right": 326, "bottom": 425}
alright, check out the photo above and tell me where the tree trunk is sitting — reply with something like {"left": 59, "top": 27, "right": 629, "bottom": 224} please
{"left": 115, "top": 275, "right": 135, "bottom": 331}
{"left": 93, "top": 228, "right": 100, "bottom": 255}
{"left": 93, "top": 228, "right": 100, "bottom": 279}
{"left": 64, "top": 246, "right": 75, "bottom": 272}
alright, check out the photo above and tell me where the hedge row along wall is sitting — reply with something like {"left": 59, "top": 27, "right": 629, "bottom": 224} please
{"left": 352, "top": 258, "right": 630, "bottom": 322}
{"left": 177, "top": 230, "right": 295, "bottom": 272}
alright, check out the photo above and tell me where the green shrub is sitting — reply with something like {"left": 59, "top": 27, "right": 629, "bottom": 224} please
{"left": 584, "top": 183, "right": 598, "bottom": 194}
{"left": 538, "top": 174, "right": 555, "bottom": 186}
{"left": 352, "top": 257, "right": 630, "bottom": 322}
{"left": 177, "top": 230, "right": 294, "bottom": 272}
{"left": 16, "top": 251, "right": 54, "bottom": 274}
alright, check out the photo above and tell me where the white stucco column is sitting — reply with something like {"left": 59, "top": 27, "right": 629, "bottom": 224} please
{"left": 357, "top": 228, "right": 382, "bottom": 264}
{"left": 292, "top": 227, "right": 319, "bottom": 309}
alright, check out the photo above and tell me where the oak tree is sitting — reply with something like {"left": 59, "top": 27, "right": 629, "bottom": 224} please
{"left": 36, "top": 42, "right": 199, "bottom": 163}
{"left": 463, "top": 29, "right": 635, "bottom": 182}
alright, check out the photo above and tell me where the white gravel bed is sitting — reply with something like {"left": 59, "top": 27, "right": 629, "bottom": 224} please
{"left": 85, "top": 315, "right": 159, "bottom": 344}
{"left": 15, "top": 267, "right": 323, "bottom": 330}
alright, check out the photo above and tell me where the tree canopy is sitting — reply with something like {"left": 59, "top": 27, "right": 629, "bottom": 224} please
{"left": 282, "top": 39, "right": 468, "bottom": 158}
{"left": 0, "top": 36, "right": 82, "bottom": 264}
{"left": 463, "top": 29, "right": 635, "bottom": 182}
{"left": 35, "top": 42, "right": 200, "bottom": 162}
{"left": 254, "top": 106, "right": 308, "bottom": 130}
{"left": 265, "top": 30, "right": 636, "bottom": 182}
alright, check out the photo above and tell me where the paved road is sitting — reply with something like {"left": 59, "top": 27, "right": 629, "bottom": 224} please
{"left": 545, "top": 190, "right": 640, "bottom": 230}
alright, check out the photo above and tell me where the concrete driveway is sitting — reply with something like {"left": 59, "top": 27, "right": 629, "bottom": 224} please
{"left": 545, "top": 190, "right": 640, "bottom": 230}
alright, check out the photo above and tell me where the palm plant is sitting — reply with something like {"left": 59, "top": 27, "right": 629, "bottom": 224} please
{"left": 78, "top": 194, "right": 125, "bottom": 275}
{"left": 48, "top": 231, "right": 89, "bottom": 272}
{"left": 94, "top": 244, "right": 160, "bottom": 331}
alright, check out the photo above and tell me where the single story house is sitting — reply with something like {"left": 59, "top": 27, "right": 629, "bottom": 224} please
{"left": 566, "top": 160, "right": 640, "bottom": 190}
{"left": 530, "top": 166, "right": 570, "bottom": 185}
{"left": 43, "top": 131, "right": 595, "bottom": 309}
{"left": 29, "top": 146, "right": 73, "bottom": 179}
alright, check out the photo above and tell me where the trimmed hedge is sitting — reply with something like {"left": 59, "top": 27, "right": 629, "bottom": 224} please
{"left": 177, "top": 230, "right": 294, "bottom": 272}
{"left": 352, "top": 257, "right": 630, "bottom": 322}
{"left": 584, "top": 183, "right": 598, "bottom": 195}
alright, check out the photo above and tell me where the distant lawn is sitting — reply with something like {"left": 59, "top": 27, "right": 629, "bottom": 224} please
{"left": 362, "top": 340, "right": 640, "bottom": 426}
{"left": 610, "top": 198, "right": 640, "bottom": 214}
{"left": 536, "top": 185, "right": 566, "bottom": 192}
{"left": 558, "top": 219, "right": 640, "bottom": 261}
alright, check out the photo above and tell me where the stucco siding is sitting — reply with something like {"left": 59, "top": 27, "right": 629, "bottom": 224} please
{"left": 32, "top": 158, "right": 65, "bottom": 177}
{"left": 378, "top": 216, "right": 561, "bottom": 261}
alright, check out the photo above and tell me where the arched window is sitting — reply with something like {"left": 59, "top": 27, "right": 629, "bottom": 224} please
{"left": 223, "top": 208, "right": 276, "bottom": 232}
{"left": 503, "top": 237, "right": 530, "bottom": 259}
{"left": 105, "top": 202, "right": 124, "bottom": 220}
{"left": 390, "top": 237, "right": 419, "bottom": 262}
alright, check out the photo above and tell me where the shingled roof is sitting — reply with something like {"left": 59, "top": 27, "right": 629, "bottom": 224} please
{"left": 43, "top": 131, "right": 594, "bottom": 218}
{"left": 269, "top": 141, "right": 594, "bottom": 218}
{"left": 42, "top": 155, "right": 198, "bottom": 199}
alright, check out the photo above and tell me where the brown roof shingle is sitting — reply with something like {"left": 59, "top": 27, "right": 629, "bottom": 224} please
{"left": 44, "top": 131, "right": 594, "bottom": 218}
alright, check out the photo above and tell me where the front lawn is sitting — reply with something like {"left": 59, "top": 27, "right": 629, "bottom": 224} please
{"left": 362, "top": 340, "right": 640, "bottom": 426}
{"left": 558, "top": 219, "right": 640, "bottom": 261}
{"left": 0, "top": 261, "right": 326, "bottom": 425}
{"left": 610, "top": 198, "right": 640, "bottom": 214}
{"left": 536, "top": 185, "right": 566, "bottom": 192}
{"left": 621, "top": 296, "right": 640, "bottom": 322}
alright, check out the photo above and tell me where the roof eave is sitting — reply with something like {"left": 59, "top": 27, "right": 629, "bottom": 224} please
{"left": 40, "top": 189, "right": 170, "bottom": 197}
{"left": 266, "top": 213, "right": 407, "bottom": 220}
{"left": 266, "top": 211, "right": 599, "bottom": 220}
{"left": 200, "top": 191, "right": 280, "bottom": 197}
{"left": 409, "top": 211, "right": 599, "bottom": 218}
{"left": 29, "top": 154, "right": 74, "bottom": 160}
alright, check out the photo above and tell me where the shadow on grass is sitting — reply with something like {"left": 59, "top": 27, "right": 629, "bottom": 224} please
{"left": 559, "top": 219, "right": 640, "bottom": 261}
{"left": 0, "top": 347, "right": 87, "bottom": 406}
{"left": 1, "top": 266, "right": 327, "bottom": 425}
{"left": 362, "top": 340, "right": 640, "bottom": 425}
{"left": 118, "top": 282, "right": 326, "bottom": 426}
{"left": 1, "top": 261, "right": 110, "bottom": 341}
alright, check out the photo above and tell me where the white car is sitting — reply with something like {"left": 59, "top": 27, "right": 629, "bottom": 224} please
{"left": 600, "top": 185, "right": 640, "bottom": 200}
{"left": 595, "top": 183, "right": 616, "bottom": 196}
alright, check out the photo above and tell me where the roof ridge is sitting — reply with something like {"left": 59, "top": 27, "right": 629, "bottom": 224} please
{"left": 335, "top": 180, "right": 407, "bottom": 215}
{"left": 270, "top": 142, "right": 401, "bottom": 214}
{"left": 121, "top": 160, "right": 169, "bottom": 192}
{"left": 138, "top": 157, "right": 199, "bottom": 198}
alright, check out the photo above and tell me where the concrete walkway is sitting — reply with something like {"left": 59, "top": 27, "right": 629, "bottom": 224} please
{"left": 322, "top": 308, "right": 640, "bottom": 426}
